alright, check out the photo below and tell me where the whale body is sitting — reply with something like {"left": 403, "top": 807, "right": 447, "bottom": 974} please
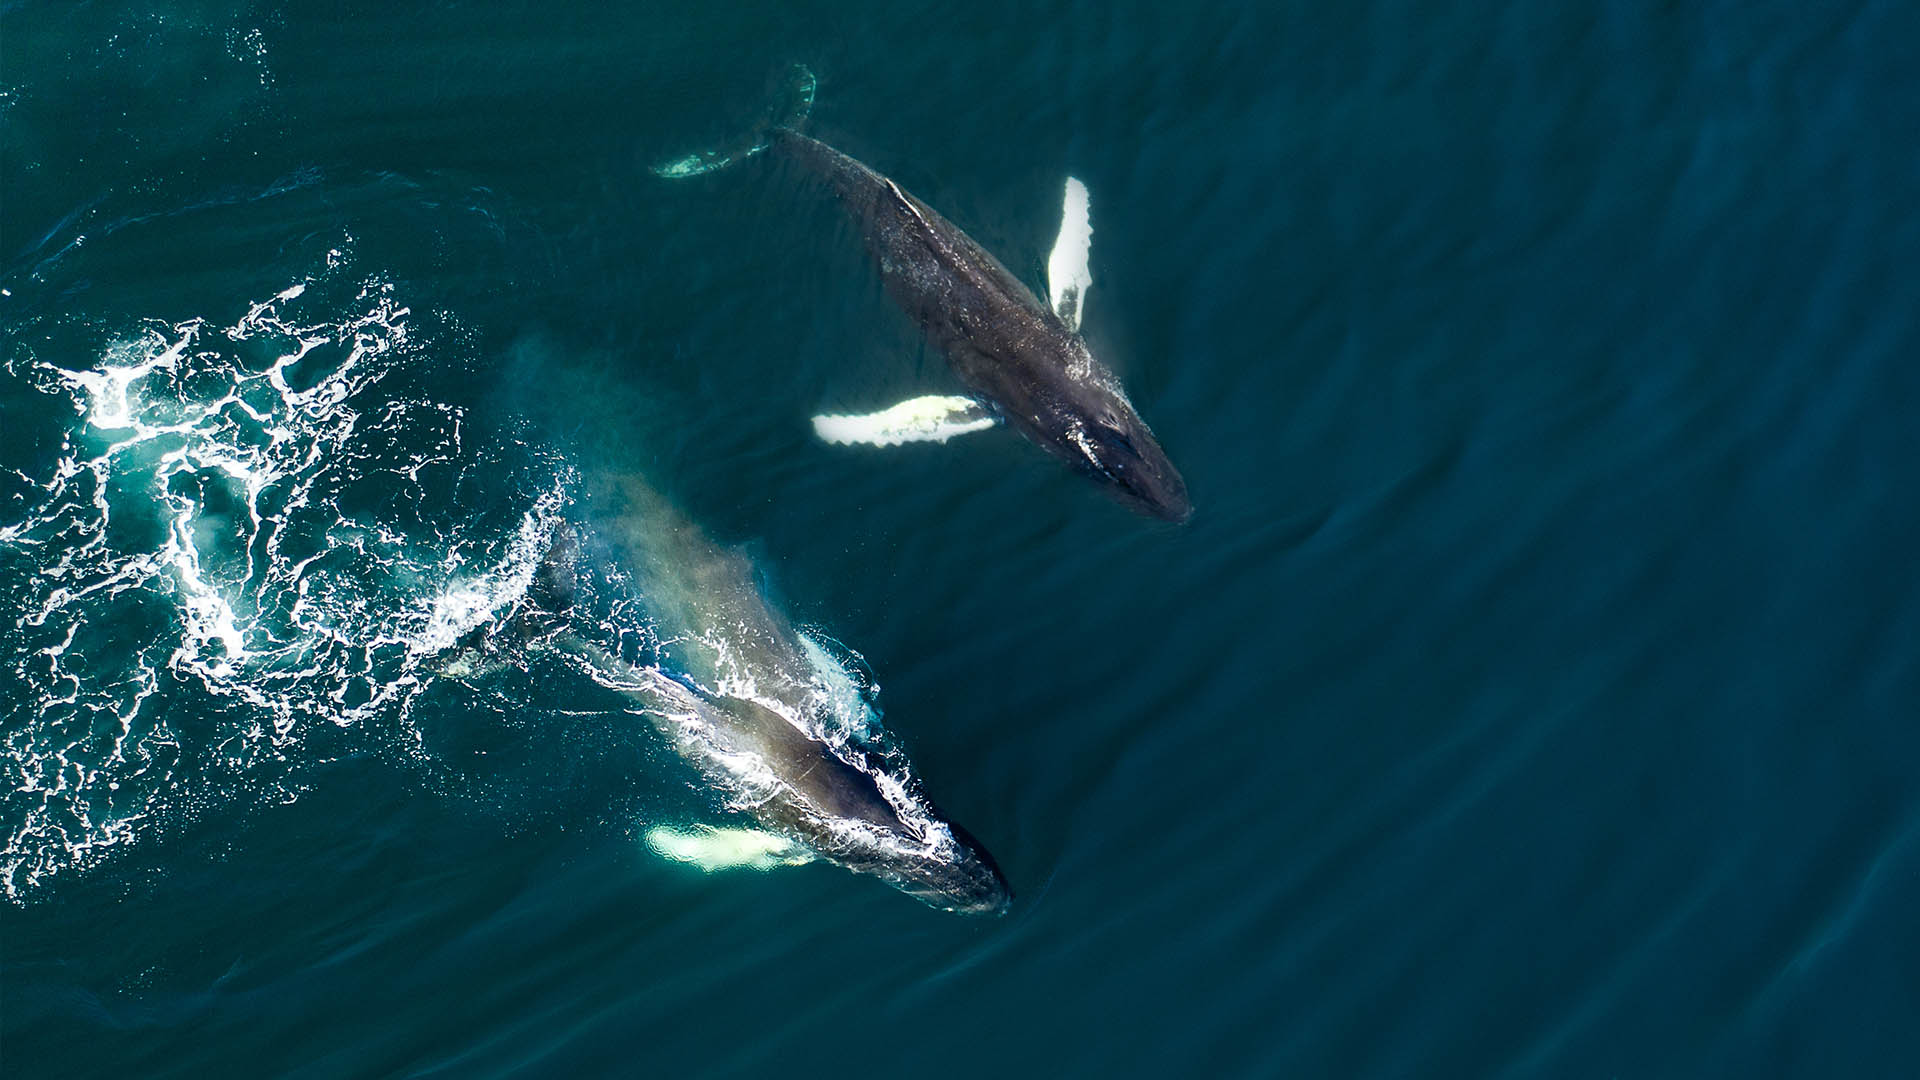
{"left": 771, "top": 130, "right": 1192, "bottom": 521}
{"left": 534, "top": 473, "right": 1010, "bottom": 915}
{"left": 656, "top": 67, "right": 1192, "bottom": 522}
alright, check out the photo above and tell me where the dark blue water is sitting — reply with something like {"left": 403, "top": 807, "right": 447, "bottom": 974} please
{"left": 5, "top": 2, "right": 1919, "bottom": 1076}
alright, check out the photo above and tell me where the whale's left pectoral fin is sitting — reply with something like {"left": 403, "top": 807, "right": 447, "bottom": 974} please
{"left": 646, "top": 825, "right": 817, "bottom": 871}
{"left": 1047, "top": 177, "right": 1093, "bottom": 333}
{"left": 812, "top": 394, "right": 999, "bottom": 448}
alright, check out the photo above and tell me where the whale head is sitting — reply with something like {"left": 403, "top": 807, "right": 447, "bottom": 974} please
{"left": 810, "top": 813, "right": 1010, "bottom": 916}
{"left": 718, "top": 694, "right": 1012, "bottom": 915}
{"left": 780, "top": 740, "right": 1012, "bottom": 916}
{"left": 974, "top": 332, "right": 1192, "bottom": 522}
{"left": 881, "top": 818, "right": 1012, "bottom": 916}
{"left": 1055, "top": 400, "right": 1192, "bottom": 523}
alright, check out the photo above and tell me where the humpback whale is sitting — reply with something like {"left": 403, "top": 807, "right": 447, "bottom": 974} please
{"left": 656, "top": 67, "right": 1192, "bottom": 522}
{"left": 502, "top": 474, "right": 1010, "bottom": 916}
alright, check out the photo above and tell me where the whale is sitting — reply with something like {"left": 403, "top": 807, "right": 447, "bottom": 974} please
{"left": 656, "top": 67, "right": 1192, "bottom": 522}
{"left": 499, "top": 473, "right": 1010, "bottom": 916}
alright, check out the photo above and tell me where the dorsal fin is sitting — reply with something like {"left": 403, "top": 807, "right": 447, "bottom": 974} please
{"left": 883, "top": 177, "right": 934, "bottom": 232}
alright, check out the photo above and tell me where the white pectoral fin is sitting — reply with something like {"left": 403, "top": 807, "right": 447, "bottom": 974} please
{"left": 811, "top": 394, "right": 998, "bottom": 448}
{"left": 1047, "top": 176, "right": 1093, "bottom": 332}
{"left": 645, "top": 825, "right": 816, "bottom": 871}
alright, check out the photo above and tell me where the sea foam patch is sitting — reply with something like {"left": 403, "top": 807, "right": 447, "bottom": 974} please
{"left": 0, "top": 268, "right": 566, "bottom": 900}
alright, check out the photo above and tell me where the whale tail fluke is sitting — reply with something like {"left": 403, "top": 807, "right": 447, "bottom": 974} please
{"left": 768, "top": 63, "right": 818, "bottom": 134}
{"left": 652, "top": 64, "right": 817, "bottom": 179}
{"left": 431, "top": 520, "right": 579, "bottom": 679}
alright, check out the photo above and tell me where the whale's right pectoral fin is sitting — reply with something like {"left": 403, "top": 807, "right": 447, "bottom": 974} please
{"left": 645, "top": 825, "right": 817, "bottom": 871}
{"left": 812, "top": 394, "right": 999, "bottom": 448}
{"left": 1047, "top": 177, "right": 1093, "bottom": 333}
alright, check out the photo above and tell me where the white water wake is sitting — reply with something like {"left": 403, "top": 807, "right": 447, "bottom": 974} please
{"left": 0, "top": 266, "right": 565, "bottom": 900}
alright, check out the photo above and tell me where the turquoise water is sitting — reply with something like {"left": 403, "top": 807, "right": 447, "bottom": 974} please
{"left": 5, "top": 1, "right": 1919, "bottom": 1076}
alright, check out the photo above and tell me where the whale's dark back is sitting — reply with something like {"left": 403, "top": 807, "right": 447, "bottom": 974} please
{"left": 768, "top": 129, "right": 1193, "bottom": 521}
{"left": 768, "top": 130, "right": 1065, "bottom": 379}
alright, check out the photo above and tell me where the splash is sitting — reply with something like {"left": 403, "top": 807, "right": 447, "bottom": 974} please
{"left": 0, "top": 262, "right": 972, "bottom": 905}
{"left": 571, "top": 593, "right": 968, "bottom": 877}
{"left": 0, "top": 270, "right": 565, "bottom": 900}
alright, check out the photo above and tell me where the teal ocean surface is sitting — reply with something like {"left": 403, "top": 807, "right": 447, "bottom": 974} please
{"left": 5, "top": 2, "right": 1918, "bottom": 1076}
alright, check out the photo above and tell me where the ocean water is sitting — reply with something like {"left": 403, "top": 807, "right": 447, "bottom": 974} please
{"left": 4, "top": 1, "right": 1919, "bottom": 1076}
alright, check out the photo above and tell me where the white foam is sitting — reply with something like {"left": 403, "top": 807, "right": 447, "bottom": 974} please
{"left": 409, "top": 484, "right": 568, "bottom": 658}
{"left": 2, "top": 266, "right": 569, "bottom": 899}
{"left": 797, "top": 633, "right": 875, "bottom": 738}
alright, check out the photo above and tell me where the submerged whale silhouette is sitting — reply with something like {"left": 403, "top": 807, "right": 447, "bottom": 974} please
{"left": 656, "top": 67, "right": 1192, "bottom": 522}
{"left": 514, "top": 475, "right": 1011, "bottom": 916}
